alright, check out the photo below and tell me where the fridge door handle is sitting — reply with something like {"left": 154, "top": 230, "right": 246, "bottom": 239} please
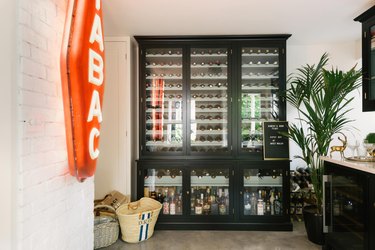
{"left": 323, "top": 174, "right": 332, "bottom": 233}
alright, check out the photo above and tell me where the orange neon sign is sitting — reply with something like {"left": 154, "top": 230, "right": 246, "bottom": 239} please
{"left": 60, "top": 0, "right": 105, "bottom": 182}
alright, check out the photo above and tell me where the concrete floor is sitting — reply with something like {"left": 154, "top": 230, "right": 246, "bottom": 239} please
{"left": 103, "top": 222, "right": 320, "bottom": 250}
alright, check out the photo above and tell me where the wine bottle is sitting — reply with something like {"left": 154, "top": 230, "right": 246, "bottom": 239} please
{"left": 207, "top": 136, "right": 213, "bottom": 142}
{"left": 199, "top": 125, "right": 206, "bottom": 131}
{"left": 244, "top": 192, "right": 251, "bottom": 215}
{"left": 190, "top": 188, "right": 195, "bottom": 212}
{"left": 211, "top": 189, "right": 218, "bottom": 215}
{"left": 169, "top": 196, "right": 176, "bottom": 215}
{"left": 270, "top": 191, "right": 275, "bottom": 215}
{"left": 257, "top": 198, "right": 264, "bottom": 215}
{"left": 203, "top": 195, "right": 211, "bottom": 215}
{"left": 219, "top": 191, "right": 227, "bottom": 215}
{"left": 163, "top": 196, "right": 170, "bottom": 215}
{"left": 207, "top": 125, "right": 213, "bottom": 131}
{"left": 250, "top": 192, "right": 257, "bottom": 215}
{"left": 274, "top": 195, "right": 281, "bottom": 215}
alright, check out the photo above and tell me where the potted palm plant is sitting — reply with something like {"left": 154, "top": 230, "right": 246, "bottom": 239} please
{"left": 284, "top": 53, "right": 361, "bottom": 244}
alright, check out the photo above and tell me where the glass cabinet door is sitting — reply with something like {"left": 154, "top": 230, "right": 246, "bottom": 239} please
{"left": 190, "top": 48, "right": 229, "bottom": 153}
{"left": 143, "top": 168, "right": 183, "bottom": 215}
{"left": 242, "top": 168, "right": 283, "bottom": 216}
{"left": 240, "top": 47, "right": 280, "bottom": 153}
{"left": 190, "top": 168, "right": 230, "bottom": 215}
{"left": 370, "top": 25, "right": 375, "bottom": 101}
{"left": 144, "top": 48, "right": 184, "bottom": 153}
{"left": 329, "top": 173, "right": 365, "bottom": 248}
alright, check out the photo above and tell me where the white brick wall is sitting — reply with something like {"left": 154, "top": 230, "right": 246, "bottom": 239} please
{"left": 17, "top": 0, "right": 94, "bottom": 249}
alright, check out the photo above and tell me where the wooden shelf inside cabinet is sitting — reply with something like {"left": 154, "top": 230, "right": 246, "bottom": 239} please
{"left": 191, "top": 176, "right": 230, "bottom": 186}
{"left": 145, "top": 120, "right": 183, "bottom": 124}
{"left": 242, "top": 76, "right": 279, "bottom": 80}
{"left": 146, "top": 54, "right": 182, "bottom": 58}
{"left": 191, "top": 87, "right": 228, "bottom": 91}
{"left": 242, "top": 64, "right": 278, "bottom": 68}
{"left": 191, "top": 54, "right": 228, "bottom": 57}
{"left": 146, "top": 77, "right": 183, "bottom": 80}
{"left": 145, "top": 142, "right": 182, "bottom": 147}
{"left": 191, "top": 65, "right": 228, "bottom": 68}
{"left": 144, "top": 176, "right": 183, "bottom": 186}
{"left": 146, "top": 65, "right": 183, "bottom": 69}
{"left": 241, "top": 53, "right": 279, "bottom": 57}
{"left": 244, "top": 176, "right": 282, "bottom": 187}
{"left": 192, "top": 119, "right": 228, "bottom": 124}
{"left": 242, "top": 119, "right": 278, "bottom": 123}
{"left": 191, "top": 142, "right": 227, "bottom": 146}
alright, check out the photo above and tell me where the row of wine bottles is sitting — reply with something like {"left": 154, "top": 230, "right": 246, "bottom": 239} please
{"left": 241, "top": 49, "right": 278, "bottom": 54}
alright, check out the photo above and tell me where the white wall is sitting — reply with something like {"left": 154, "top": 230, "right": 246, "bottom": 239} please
{"left": 0, "top": 0, "right": 17, "bottom": 249}
{"left": 95, "top": 37, "right": 132, "bottom": 199}
{"left": 17, "top": 0, "right": 94, "bottom": 249}
{"left": 287, "top": 40, "right": 375, "bottom": 169}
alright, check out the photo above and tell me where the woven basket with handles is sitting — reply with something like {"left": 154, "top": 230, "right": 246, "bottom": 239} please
{"left": 94, "top": 205, "right": 119, "bottom": 249}
{"left": 116, "top": 197, "right": 162, "bottom": 243}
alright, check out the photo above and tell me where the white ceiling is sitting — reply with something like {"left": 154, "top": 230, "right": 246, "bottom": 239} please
{"left": 103, "top": 0, "right": 374, "bottom": 45}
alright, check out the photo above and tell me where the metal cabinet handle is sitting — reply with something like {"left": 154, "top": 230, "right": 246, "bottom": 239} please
{"left": 323, "top": 174, "right": 331, "bottom": 233}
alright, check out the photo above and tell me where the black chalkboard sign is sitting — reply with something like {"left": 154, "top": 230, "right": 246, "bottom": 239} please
{"left": 263, "top": 121, "right": 289, "bottom": 160}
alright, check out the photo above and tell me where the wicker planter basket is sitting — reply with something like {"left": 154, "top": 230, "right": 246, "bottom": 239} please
{"left": 116, "top": 197, "right": 162, "bottom": 243}
{"left": 94, "top": 205, "right": 119, "bottom": 249}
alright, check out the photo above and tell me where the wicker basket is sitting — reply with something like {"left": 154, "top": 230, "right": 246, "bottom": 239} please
{"left": 116, "top": 197, "right": 162, "bottom": 243}
{"left": 94, "top": 205, "right": 119, "bottom": 249}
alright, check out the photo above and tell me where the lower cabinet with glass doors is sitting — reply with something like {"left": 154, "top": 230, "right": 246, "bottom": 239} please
{"left": 137, "top": 160, "right": 291, "bottom": 230}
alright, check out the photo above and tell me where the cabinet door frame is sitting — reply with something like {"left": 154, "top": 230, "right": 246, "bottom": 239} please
{"left": 137, "top": 161, "right": 189, "bottom": 222}
{"left": 138, "top": 44, "right": 188, "bottom": 158}
{"left": 186, "top": 161, "right": 235, "bottom": 222}
{"left": 233, "top": 40, "right": 287, "bottom": 158}
{"left": 362, "top": 16, "right": 375, "bottom": 111}
{"left": 186, "top": 42, "right": 234, "bottom": 158}
{"left": 237, "top": 160, "right": 290, "bottom": 223}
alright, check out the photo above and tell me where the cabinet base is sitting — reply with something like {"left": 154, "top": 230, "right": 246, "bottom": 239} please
{"left": 155, "top": 222, "right": 293, "bottom": 231}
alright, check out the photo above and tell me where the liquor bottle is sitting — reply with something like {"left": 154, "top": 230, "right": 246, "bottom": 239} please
{"left": 176, "top": 196, "right": 183, "bottom": 214}
{"left": 257, "top": 198, "right": 264, "bottom": 215}
{"left": 244, "top": 192, "right": 251, "bottom": 215}
{"left": 190, "top": 187, "right": 195, "bottom": 212}
{"left": 157, "top": 192, "right": 164, "bottom": 204}
{"left": 265, "top": 201, "right": 271, "bottom": 215}
{"left": 224, "top": 188, "right": 229, "bottom": 211}
{"left": 250, "top": 192, "right": 257, "bottom": 215}
{"left": 195, "top": 194, "right": 203, "bottom": 215}
{"left": 274, "top": 195, "right": 281, "bottom": 215}
{"left": 150, "top": 191, "right": 157, "bottom": 200}
{"left": 203, "top": 195, "right": 211, "bottom": 215}
{"left": 163, "top": 196, "right": 170, "bottom": 215}
{"left": 211, "top": 189, "right": 218, "bottom": 215}
{"left": 270, "top": 191, "right": 275, "bottom": 215}
{"left": 219, "top": 191, "right": 227, "bottom": 215}
{"left": 169, "top": 196, "right": 176, "bottom": 215}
